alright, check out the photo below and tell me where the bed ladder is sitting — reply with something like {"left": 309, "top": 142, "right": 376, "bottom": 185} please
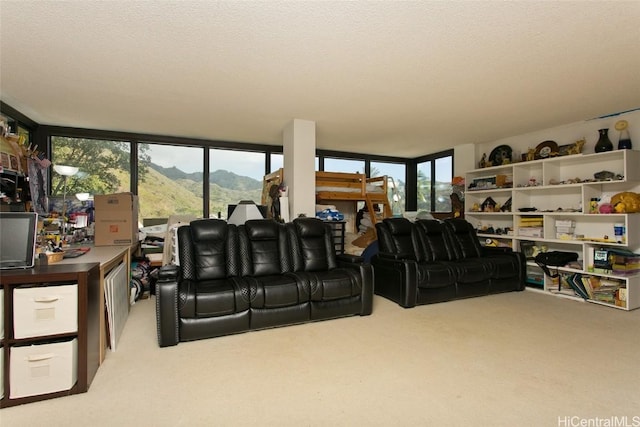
{"left": 364, "top": 191, "right": 392, "bottom": 226}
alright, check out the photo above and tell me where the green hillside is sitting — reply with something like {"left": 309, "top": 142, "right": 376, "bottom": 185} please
{"left": 136, "top": 167, "right": 262, "bottom": 220}
{"left": 150, "top": 164, "right": 262, "bottom": 190}
{"left": 137, "top": 168, "right": 202, "bottom": 219}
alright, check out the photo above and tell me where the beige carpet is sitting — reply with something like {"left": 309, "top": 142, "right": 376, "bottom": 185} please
{"left": 2, "top": 290, "right": 639, "bottom": 427}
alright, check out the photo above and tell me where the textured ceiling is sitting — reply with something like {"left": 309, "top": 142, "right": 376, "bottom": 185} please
{"left": 1, "top": 1, "right": 639, "bottom": 158}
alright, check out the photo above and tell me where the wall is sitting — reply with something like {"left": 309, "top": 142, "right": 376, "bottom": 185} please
{"left": 453, "top": 143, "right": 475, "bottom": 177}
{"left": 470, "top": 109, "right": 640, "bottom": 170}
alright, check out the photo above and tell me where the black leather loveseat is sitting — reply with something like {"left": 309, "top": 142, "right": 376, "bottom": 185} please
{"left": 371, "top": 217, "right": 525, "bottom": 308}
{"left": 156, "top": 217, "right": 373, "bottom": 347}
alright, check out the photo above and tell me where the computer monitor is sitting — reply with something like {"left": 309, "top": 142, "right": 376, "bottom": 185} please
{"left": 0, "top": 212, "right": 38, "bottom": 269}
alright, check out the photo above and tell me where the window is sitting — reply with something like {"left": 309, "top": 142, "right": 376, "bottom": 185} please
{"left": 138, "top": 143, "right": 204, "bottom": 221}
{"left": 371, "top": 161, "right": 406, "bottom": 214}
{"left": 416, "top": 160, "right": 432, "bottom": 211}
{"left": 323, "top": 157, "right": 365, "bottom": 174}
{"left": 270, "top": 153, "right": 283, "bottom": 173}
{"left": 44, "top": 126, "right": 426, "bottom": 223}
{"left": 415, "top": 150, "right": 453, "bottom": 212}
{"left": 50, "top": 136, "right": 131, "bottom": 197}
{"left": 209, "top": 148, "right": 265, "bottom": 218}
{"left": 435, "top": 156, "right": 453, "bottom": 212}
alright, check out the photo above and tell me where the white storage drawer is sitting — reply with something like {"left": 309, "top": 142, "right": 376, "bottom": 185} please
{"left": 1, "top": 288, "right": 4, "bottom": 340}
{"left": 1, "top": 348, "right": 4, "bottom": 399}
{"left": 9, "top": 339, "right": 78, "bottom": 399}
{"left": 13, "top": 284, "right": 78, "bottom": 339}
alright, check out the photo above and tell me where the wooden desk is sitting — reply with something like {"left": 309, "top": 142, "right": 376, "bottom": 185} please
{"left": 58, "top": 245, "right": 132, "bottom": 363}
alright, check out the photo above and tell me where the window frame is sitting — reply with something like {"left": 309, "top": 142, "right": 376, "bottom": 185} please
{"left": 409, "top": 149, "right": 455, "bottom": 213}
{"left": 37, "top": 124, "right": 453, "bottom": 219}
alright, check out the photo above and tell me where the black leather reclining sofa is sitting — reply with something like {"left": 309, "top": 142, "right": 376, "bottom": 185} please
{"left": 372, "top": 217, "right": 525, "bottom": 308}
{"left": 156, "top": 217, "right": 373, "bottom": 347}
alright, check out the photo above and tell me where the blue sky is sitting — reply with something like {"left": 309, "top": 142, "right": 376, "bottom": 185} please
{"left": 147, "top": 144, "right": 266, "bottom": 180}
{"left": 147, "top": 144, "right": 450, "bottom": 183}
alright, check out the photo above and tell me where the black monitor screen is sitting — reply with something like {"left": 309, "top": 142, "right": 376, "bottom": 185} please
{"left": 0, "top": 212, "right": 38, "bottom": 269}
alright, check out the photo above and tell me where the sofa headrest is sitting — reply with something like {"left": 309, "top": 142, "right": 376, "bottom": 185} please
{"left": 244, "top": 219, "right": 280, "bottom": 240}
{"left": 294, "top": 217, "right": 326, "bottom": 237}
{"left": 445, "top": 218, "right": 472, "bottom": 233}
{"left": 190, "top": 218, "right": 228, "bottom": 242}
{"left": 383, "top": 217, "right": 413, "bottom": 235}
{"left": 415, "top": 219, "right": 445, "bottom": 235}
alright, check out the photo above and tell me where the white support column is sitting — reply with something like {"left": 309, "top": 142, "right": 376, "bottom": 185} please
{"left": 283, "top": 119, "right": 316, "bottom": 220}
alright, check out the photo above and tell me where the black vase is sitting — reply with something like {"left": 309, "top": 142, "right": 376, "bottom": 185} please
{"left": 594, "top": 128, "right": 613, "bottom": 153}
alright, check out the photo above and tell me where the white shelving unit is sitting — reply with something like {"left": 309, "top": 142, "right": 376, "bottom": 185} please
{"left": 465, "top": 149, "right": 640, "bottom": 310}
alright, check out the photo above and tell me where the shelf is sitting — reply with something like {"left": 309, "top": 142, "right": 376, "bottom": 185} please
{"left": 466, "top": 150, "right": 640, "bottom": 311}
{"left": 466, "top": 187, "right": 512, "bottom": 193}
{"left": 477, "top": 233, "right": 513, "bottom": 239}
{"left": 0, "top": 263, "right": 101, "bottom": 408}
{"left": 466, "top": 211, "right": 513, "bottom": 216}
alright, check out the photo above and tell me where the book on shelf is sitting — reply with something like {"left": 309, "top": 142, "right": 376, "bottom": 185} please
{"left": 597, "top": 277, "right": 625, "bottom": 288}
{"left": 580, "top": 276, "right": 595, "bottom": 299}
{"left": 550, "top": 286, "right": 579, "bottom": 298}
{"left": 589, "top": 275, "right": 625, "bottom": 305}
{"left": 549, "top": 275, "right": 578, "bottom": 297}
{"left": 519, "top": 219, "right": 543, "bottom": 227}
{"left": 555, "top": 220, "right": 576, "bottom": 228}
{"left": 618, "top": 288, "right": 627, "bottom": 306}
{"left": 518, "top": 227, "right": 543, "bottom": 237}
{"left": 567, "top": 273, "right": 589, "bottom": 300}
{"left": 591, "top": 288, "right": 618, "bottom": 304}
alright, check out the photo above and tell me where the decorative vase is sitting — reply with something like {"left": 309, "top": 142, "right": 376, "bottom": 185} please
{"left": 616, "top": 120, "right": 633, "bottom": 150}
{"left": 618, "top": 130, "right": 633, "bottom": 149}
{"left": 594, "top": 128, "right": 613, "bottom": 153}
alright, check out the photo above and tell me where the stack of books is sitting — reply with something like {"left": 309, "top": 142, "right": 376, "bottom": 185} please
{"left": 518, "top": 216, "right": 543, "bottom": 238}
{"left": 555, "top": 273, "right": 626, "bottom": 307}
{"left": 611, "top": 253, "right": 640, "bottom": 276}
{"left": 555, "top": 219, "right": 576, "bottom": 240}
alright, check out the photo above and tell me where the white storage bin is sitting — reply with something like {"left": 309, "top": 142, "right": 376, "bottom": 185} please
{"left": 1, "top": 348, "right": 4, "bottom": 399}
{"left": 1, "top": 289, "right": 4, "bottom": 340}
{"left": 13, "top": 284, "right": 78, "bottom": 338}
{"left": 10, "top": 338, "right": 78, "bottom": 398}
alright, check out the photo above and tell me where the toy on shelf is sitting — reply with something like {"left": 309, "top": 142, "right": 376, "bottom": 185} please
{"left": 611, "top": 192, "right": 640, "bottom": 213}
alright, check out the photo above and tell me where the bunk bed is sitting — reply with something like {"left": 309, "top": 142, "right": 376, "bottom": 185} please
{"left": 261, "top": 168, "right": 462, "bottom": 253}
{"left": 262, "top": 169, "right": 393, "bottom": 227}
{"left": 264, "top": 168, "right": 390, "bottom": 215}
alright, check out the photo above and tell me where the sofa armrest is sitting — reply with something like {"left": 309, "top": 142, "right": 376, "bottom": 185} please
{"left": 336, "top": 253, "right": 364, "bottom": 264}
{"left": 333, "top": 254, "right": 373, "bottom": 315}
{"left": 378, "top": 251, "right": 416, "bottom": 261}
{"left": 356, "top": 262, "right": 374, "bottom": 316}
{"left": 158, "top": 264, "right": 180, "bottom": 281}
{"left": 156, "top": 265, "right": 180, "bottom": 347}
{"left": 371, "top": 255, "right": 418, "bottom": 308}
{"left": 481, "top": 246, "right": 513, "bottom": 256}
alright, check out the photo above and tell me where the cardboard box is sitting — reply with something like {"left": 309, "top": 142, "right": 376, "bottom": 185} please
{"left": 10, "top": 339, "right": 78, "bottom": 398}
{"left": 94, "top": 193, "right": 138, "bottom": 246}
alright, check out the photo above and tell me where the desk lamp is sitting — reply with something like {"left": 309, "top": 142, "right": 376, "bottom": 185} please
{"left": 227, "top": 200, "right": 265, "bottom": 225}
